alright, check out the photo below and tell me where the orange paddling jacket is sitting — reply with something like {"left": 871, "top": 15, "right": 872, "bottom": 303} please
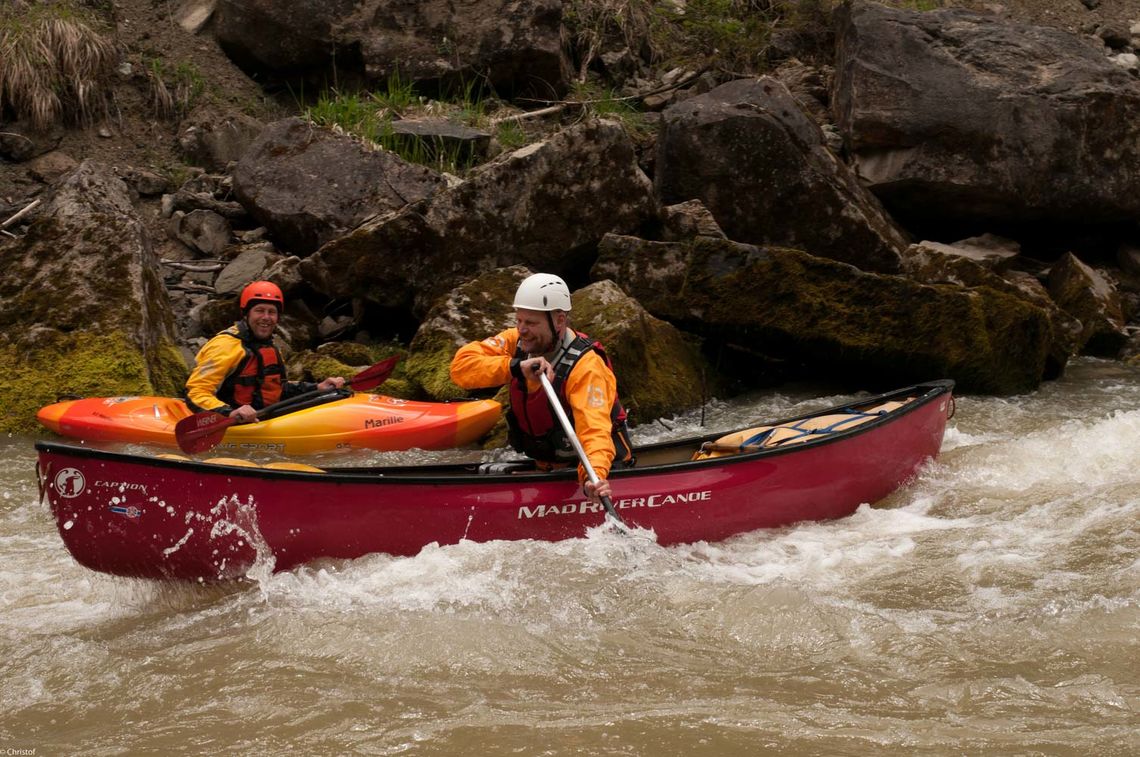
{"left": 450, "top": 327, "right": 632, "bottom": 482}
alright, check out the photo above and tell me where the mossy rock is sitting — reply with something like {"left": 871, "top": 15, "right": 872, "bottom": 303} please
{"left": 573, "top": 279, "right": 714, "bottom": 423}
{"left": 290, "top": 344, "right": 416, "bottom": 398}
{"left": 3, "top": 330, "right": 188, "bottom": 434}
{"left": 405, "top": 266, "right": 531, "bottom": 400}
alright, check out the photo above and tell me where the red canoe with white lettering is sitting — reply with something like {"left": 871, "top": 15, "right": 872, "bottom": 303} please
{"left": 36, "top": 380, "right": 954, "bottom": 581}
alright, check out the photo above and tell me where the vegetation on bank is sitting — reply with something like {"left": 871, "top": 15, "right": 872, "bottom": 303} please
{"left": 0, "top": 331, "right": 188, "bottom": 434}
{"left": 0, "top": 0, "right": 117, "bottom": 128}
{"left": 0, "top": 0, "right": 857, "bottom": 173}
{"left": 147, "top": 57, "right": 206, "bottom": 119}
{"left": 301, "top": 0, "right": 837, "bottom": 173}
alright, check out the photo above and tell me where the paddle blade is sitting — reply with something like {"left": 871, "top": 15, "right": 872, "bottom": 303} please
{"left": 174, "top": 411, "right": 236, "bottom": 454}
{"left": 348, "top": 355, "right": 400, "bottom": 391}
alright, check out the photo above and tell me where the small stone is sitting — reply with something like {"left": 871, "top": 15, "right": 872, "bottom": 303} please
{"left": 1111, "top": 53, "right": 1139, "bottom": 73}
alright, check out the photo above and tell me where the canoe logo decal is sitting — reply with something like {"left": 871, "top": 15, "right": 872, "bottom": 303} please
{"left": 518, "top": 489, "right": 712, "bottom": 519}
{"left": 110, "top": 504, "right": 143, "bottom": 519}
{"left": 53, "top": 468, "right": 86, "bottom": 498}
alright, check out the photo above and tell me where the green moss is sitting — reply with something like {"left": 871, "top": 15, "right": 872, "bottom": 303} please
{"left": 150, "top": 338, "right": 190, "bottom": 397}
{"left": 403, "top": 330, "right": 471, "bottom": 401}
{"left": 2, "top": 331, "right": 182, "bottom": 434}
{"left": 291, "top": 345, "right": 418, "bottom": 399}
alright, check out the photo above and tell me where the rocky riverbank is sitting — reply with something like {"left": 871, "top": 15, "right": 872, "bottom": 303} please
{"left": 2, "top": 0, "right": 1140, "bottom": 434}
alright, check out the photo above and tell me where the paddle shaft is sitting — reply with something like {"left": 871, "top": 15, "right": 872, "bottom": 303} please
{"left": 537, "top": 372, "right": 626, "bottom": 527}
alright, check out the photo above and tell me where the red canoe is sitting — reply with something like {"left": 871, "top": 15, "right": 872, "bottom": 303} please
{"left": 35, "top": 380, "right": 954, "bottom": 581}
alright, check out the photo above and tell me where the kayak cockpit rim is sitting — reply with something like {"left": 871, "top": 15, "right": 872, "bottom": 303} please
{"left": 34, "top": 379, "right": 954, "bottom": 484}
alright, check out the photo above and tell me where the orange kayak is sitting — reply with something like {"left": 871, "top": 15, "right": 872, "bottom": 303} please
{"left": 36, "top": 393, "right": 502, "bottom": 455}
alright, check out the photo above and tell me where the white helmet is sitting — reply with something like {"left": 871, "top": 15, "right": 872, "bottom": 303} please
{"left": 512, "top": 273, "right": 572, "bottom": 312}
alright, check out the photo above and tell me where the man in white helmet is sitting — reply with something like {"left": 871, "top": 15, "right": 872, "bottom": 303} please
{"left": 450, "top": 273, "right": 633, "bottom": 503}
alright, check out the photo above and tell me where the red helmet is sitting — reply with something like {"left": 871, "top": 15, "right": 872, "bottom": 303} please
{"left": 240, "top": 281, "right": 284, "bottom": 312}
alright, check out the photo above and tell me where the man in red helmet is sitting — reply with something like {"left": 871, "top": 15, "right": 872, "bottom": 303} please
{"left": 185, "top": 281, "right": 344, "bottom": 423}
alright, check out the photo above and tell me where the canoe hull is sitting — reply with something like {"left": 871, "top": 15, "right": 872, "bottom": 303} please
{"left": 36, "top": 393, "right": 502, "bottom": 454}
{"left": 36, "top": 381, "right": 954, "bottom": 581}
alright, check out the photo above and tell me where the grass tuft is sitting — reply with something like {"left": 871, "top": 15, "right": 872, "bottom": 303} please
{"left": 148, "top": 58, "right": 205, "bottom": 119}
{"left": 304, "top": 72, "right": 501, "bottom": 174}
{"left": 0, "top": 1, "right": 118, "bottom": 128}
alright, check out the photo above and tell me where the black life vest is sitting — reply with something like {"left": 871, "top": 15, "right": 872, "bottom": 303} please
{"left": 506, "top": 331, "right": 631, "bottom": 465}
{"left": 217, "top": 322, "right": 285, "bottom": 409}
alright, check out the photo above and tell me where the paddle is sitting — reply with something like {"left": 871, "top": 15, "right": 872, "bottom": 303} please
{"left": 174, "top": 355, "right": 400, "bottom": 454}
{"left": 537, "top": 372, "right": 627, "bottom": 528}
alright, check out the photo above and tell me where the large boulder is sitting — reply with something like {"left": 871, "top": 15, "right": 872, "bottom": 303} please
{"left": 593, "top": 233, "right": 1054, "bottom": 395}
{"left": 301, "top": 119, "right": 657, "bottom": 317}
{"left": 233, "top": 117, "right": 447, "bottom": 256}
{"left": 0, "top": 161, "right": 188, "bottom": 432}
{"left": 1047, "top": 252, "right": 1128, "bottom": 357}
{"left": 214, "top": 0, "right": 568, "bottom": 96}
{"left": 902, "top": 240, "right": 1081, "bottom": 378}
{"left": 570, "top": 279, "right": 711, "bottom": 423}
{"left": 655, "top": 76, "right": 908, "bottom": 274}
{"left": 404, "top": 268, "right": 710, "bottom": 423}
{"left": 405, "top": 266, "right": 532, "bottom": 401}
{"left": 834, "top": 0, "right": 1140, "bottom": 229}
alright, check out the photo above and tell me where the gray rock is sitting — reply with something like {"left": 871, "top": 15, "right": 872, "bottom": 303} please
{"left": 594, "top": 233, "right": 1054, "bottom": 395}
{"left": 834, "top": 1, "right": 1140, "bottom": 229}
{"left": 168, "top": 209, "right": 232, "bottom": 257}
{"left": 656, "top": 77, "right": 908, "bottom": 273}
{"left": 0, "top": 161, "right": 186, "bottom": 430}
{"left": 1047, "top": 252, "right": 1128, "bottom": 356}
{"left": 214, "top": 245, "right": 280, "bottom": 294}
{"left": 213, "top": 0, "right": 569, "bottom": 96}
{"left": 233, "top": 117, "right": 446, "bottom": 256}
{"left": 302, "top": 119, "right": 656, "bottom": 316}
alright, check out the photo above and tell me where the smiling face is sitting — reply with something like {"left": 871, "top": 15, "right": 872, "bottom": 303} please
{"left": 245, "top": 302, "right": 279, "bottom": 341}
{"left": 515, "top": 308, "right": 566, "bottom": 355}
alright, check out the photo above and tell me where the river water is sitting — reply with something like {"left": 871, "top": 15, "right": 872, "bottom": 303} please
{"left": 1, "top": 359, "right": 1137, "bottom": 755}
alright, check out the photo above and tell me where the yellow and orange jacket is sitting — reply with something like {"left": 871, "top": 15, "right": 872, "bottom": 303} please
{"left": 185, "top": 322, "right": 314, "bottom": 415}
{"left": 450, "top": 327, "right": 624, "bottom": 483}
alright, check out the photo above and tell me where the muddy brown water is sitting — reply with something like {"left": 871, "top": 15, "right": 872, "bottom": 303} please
{"left": 2, "top": 360, "right": 1136, "bottom": 755}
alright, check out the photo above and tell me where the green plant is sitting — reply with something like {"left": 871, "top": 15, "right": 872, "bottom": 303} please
{"left": 495, "top": 120, "right": 529, "bottom": 150}
{"left": 568, "top": 81, "right": 650, "bottom": 137}
{"left": 899, "top": 0, "right": 943, "bottom": 10}
{"left": 653, "top": 0, "right": 775, "bottom": 73}
{"left": 304, "top": 77, "right": 485, "bottom": 174}
{"left": 148, "top": 58, "right": 205, "bottom": 119}
{"left": 369, "top": 70, "right": 419, "bottom": 115}
{"left": 0, "top": 1, "right": 117, "bottom": 128}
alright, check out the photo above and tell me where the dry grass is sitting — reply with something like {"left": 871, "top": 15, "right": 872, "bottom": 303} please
{"left": 0, "top": 2, "right": 118, "bottom": 128}
{"left": 564, "top": 0, "right": 838, "bottom": 81}
{"left": 148, "top": 59, "right": 205, "bottom": 119}
{"left": 564, "top": 0, "right": 657, "bottom": 82}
